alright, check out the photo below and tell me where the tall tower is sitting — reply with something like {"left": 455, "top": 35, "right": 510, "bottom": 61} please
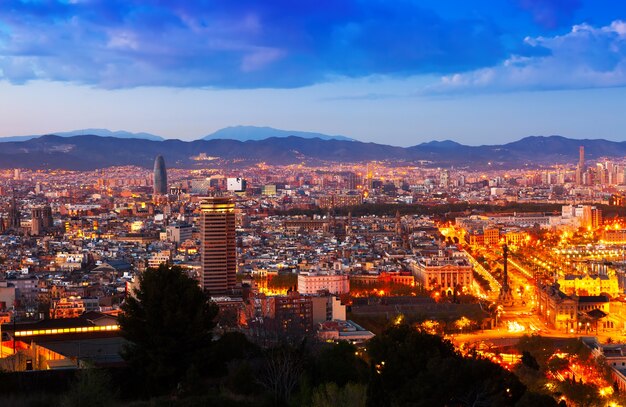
{"left": 153, "top": 155, "right": 168, "bottom": 195}
{"left": 498, "top": 244, "right": 514, "bottom": 307}
{"left": 579, "top": 146, "right": 585, "bottom": 169}
{"left": 200, "top": 197, "right": 236, "bottom": 294}
{"left": 8, "top": 189, "right": 21, "bottom": 231}
{"left": 576, "top": 146, "right": 585, "bottom": 185}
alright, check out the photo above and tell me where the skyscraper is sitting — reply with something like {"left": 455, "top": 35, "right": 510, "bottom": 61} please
{"left": 579, "top": 146, "right": 585, "bottom": 169}
{"left": 576, "top": 146, "right": 586, "bottom": 185}
{"left": 153, "top": 155, "right": 168, "bottom": 195}
{"left": 200, "top": 196, "right": 236, "bottom": 294}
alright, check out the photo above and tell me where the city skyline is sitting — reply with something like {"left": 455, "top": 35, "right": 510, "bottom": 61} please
{"left": 1, "top": 1, "right": 626, "bottom": 145}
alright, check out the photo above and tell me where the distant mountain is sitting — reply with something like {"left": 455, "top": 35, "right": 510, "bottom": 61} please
{"left": 0, "top": 134, "right": 623, "bottom": 170}
{"left": 201, "top": 126, "right": 354, "bottom": 142}
{"left": 0, "top": 128, "right": 165, "bottom": 142}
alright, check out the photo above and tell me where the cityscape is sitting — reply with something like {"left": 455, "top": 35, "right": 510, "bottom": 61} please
{"left": 2, "top": 1, "right": 626, "bottom": 407}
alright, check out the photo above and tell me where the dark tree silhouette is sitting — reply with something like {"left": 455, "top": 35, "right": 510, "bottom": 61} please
{"left": 119, "top": 264, "right": 218, "bottom": 396}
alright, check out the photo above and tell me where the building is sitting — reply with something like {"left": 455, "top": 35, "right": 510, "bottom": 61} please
{"left": 262, "top": 184, "right": 277, "bottom": 196}
{"left": 297, "top": 271, "right": 350, "bottom": 295}
{"left": 536, "top": 283, "right": 578, "bottom": 333}
{"left": 602, "top": 229, "right": 626, "bottom": 244}
{"left": 270, "top": 291, "right": 314, "bottom": 334}
{"left": 227, "top": 177, "right": 246, "bottom": 192}
{"left": 317, "top": 320, "right": 375, "bottom": 344}
{"left": 7, "top": 192, "right": 21, "bottom": 231}
{"left": 410, "top": 254, "right": 473, "bottom": 294}
{"left": 200, "top": 197, "right": 237, "bottom": 294}
{"left": 30, "top": 206, "right": 53, "bottom": 236}
{"left": 50, "top": 297, "right": 100, "bottom": 319}
{"left": 317, "top": 194, "right": 363, "bottom": 209}
{"left": 148, "top": 250, "right": 172, "bottom": 269}
{"left": 557, "top": 274, "right": 620, "bottom": 297}
{"left": 536, "top": 283, "right": 616, "bottom": 333}
{"left": 153, "top": 155, "right": 168, "bottom": 195}
{"left": 166, "top": 223, "right": 193, "bottom": 243}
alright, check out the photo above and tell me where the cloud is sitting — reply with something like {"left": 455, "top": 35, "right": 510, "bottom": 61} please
{"left": 517, "top": 0, "right": 581, "bottom": 29}
{"left": 429, "top": 20, "right": 626, "bottom": 93}
{"left": 0, "top": 0, "right": 507, "bottom": 88}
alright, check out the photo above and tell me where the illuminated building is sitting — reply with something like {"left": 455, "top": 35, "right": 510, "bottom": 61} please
{"left": 576, "top": 146, "right": 585, "bottom": 185}
{"left": 148, "top": 250, "right": 172, "bottom": 269}
{"left": 226, "top": 177, "right": 246, "bottom": 192}
{"left": 297, "top": 271, "right": 350, "bottom": 295}
{"left": 200, "top": 196, "right": 237, "bottom": 294}
{"left": 153, "top": 155, "right": 168, "bottom": 195}
{"left": 262, "top": 184, "right": 277, "bottom": 196}
{"left": 50, "top": 296, "right": 100, "bottom": 319}
{"left": 602, "top": 229, "right": 626, "bottom": 244}
{"left": 536, "top": 283, "right": 615, "bottom": 333}
{"left": 410, "top": 254, "right": 472, "bottom": 294}
{"left": 558, "top": 274, "right": 620, "bottom": 297}
{"left": 536, "top": 283, "right": 578, "bottom": 332}
{"left": 317, "top": 194, "right": 363, "bottom": 209}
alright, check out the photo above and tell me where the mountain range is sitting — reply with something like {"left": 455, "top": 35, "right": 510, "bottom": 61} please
{"left": 0, "top": 133, "right": 622, "bottom": 170}
{"left": 201, "top": 126, "right": 354, "bottom": 141}
{"left": 0, "top": 126, "right": 352, "bottom": 143}
{"left": 0, "top": 128, "right": 165, "bottom": 143}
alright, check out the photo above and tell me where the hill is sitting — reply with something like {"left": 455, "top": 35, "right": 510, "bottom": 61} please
{"left": 0, "top": 134, "right": 623, "bottom": 170}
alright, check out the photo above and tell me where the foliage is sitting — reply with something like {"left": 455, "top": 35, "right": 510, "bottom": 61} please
{"left": 119, "top": 264, "right": 218, "bottom": 396}
{"left": 61, "top": 368, "right": 116, "bottom": 407}
{"left": 557, "top": 380, "right": 603, "bottom": 407}
{"left": 514, "top": 391, "right": 558, "bottom": 407}
{"left": 365, "top": 324, "right": 526, "bottom": 406}
{"left": 516, "top": 335, "right": 556, "bottom": 370}
{"left": 315, "top": 342, "right": 369, "bottom": 387}
{"left": 521, "top": 351, "right": 540, "bottom": 371}
{"left": 311, "top": 382, "right": 367, "bottom": 407}
{"left": 258, "top": 344, "right": 306, "bottom": 405}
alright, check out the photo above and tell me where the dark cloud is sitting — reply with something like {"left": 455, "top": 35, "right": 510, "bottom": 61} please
{"left": 518, "top": 0, "right": 582, "bottom": 29}
{"left": 0, "top": 0, "right": 507, "bottom": 88}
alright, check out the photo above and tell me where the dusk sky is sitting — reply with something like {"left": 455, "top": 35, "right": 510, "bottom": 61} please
{"left": 1, "top": 0, "right": 626, "bottom": 146}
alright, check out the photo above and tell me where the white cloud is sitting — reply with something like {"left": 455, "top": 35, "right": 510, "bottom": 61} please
{"left": 429, "top": 20, "right": 626, "bottom": 93}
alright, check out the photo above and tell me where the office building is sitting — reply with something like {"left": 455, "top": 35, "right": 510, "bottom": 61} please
{"left": 200, "top": 197, "right": 236, "bottom": 294}
{"left": 227, "top": 177, "right": 246, "bottom": 192}
{"left": 153, "top": 155, "right": 168, "bottom": 195}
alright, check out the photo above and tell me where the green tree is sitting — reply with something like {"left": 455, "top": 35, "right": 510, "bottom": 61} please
{"left": 119, "top": 264, "right": 218, "bottom": 396}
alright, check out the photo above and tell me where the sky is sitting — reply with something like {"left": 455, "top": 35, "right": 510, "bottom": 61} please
{"left": 1, "top": 0, "right": 626, "bottom": 146}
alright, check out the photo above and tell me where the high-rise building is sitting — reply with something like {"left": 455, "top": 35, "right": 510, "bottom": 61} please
{"left": 576, "top": 146, "right": 586, "bottom": 185}
{"left": 153, "top": 155, "right": 168, "bottom": 195}
{"left": 200, "top": 197, "right": 236, "bottom": 294}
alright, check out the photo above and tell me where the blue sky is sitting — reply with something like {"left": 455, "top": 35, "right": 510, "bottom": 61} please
{"left": 1, "top": 0, "right": 626, "bottom": 146}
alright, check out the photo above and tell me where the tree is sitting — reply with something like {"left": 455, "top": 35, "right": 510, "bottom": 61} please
{"left": 61, "top": 367, "right": 116, "bottom": 407}
{"left": 316, "top": 341, "right": 369, "bottom": 387}
{"left": 521, "top": 351, "right": 540, "bottom": 371}
{"left": 366, "top": 325, "right": 526, "bottom": 406}
{"left": 258, "top": 345, "right": 305, "bottom": 405}
{"left": 311, "top": 382, "right": 367, "bottom": 407}
{"left": 119, "top": 264, "right": 218, "bottom": 396}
